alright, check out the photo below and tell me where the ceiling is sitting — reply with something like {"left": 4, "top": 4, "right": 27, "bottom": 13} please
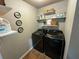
{"left": 23, "top": 0, "right": 63, "bottom": 8}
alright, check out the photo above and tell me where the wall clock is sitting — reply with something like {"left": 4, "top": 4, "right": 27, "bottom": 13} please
{"left": 14, "top": 12, "right": 21, "bottom": 19}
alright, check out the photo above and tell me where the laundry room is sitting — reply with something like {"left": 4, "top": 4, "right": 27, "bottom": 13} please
{"left": 0, "top": 0, "right": 78, "bottom": 59}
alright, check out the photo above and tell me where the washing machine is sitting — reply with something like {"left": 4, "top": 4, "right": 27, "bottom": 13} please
{"left": 32, "top": 26, "right": 65, "bottom": 59}
{"left": 44, "top": 29, "right": 65, "bottom": 59}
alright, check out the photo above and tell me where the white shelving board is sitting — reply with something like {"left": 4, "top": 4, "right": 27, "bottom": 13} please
{"left": 0, "top": 31, "right": 17, "bottom": 37}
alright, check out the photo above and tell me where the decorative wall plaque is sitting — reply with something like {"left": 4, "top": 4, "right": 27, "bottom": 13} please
{"left": 14, "top": 12, "right": 21, "bottom": 19}
{"left": 17, "top": 27, "right": 24, "bottom": 33}
{"left": 16, "top": 20, "right": 22, "bottom": 26}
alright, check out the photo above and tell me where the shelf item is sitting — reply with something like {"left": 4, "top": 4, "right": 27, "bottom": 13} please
{"left": 45, "top": 13, "right": 66, "bottom": 19}
{"left": 0, "top": 30, "right": 17, "bottom": 37}
{"left": 38, "top": 13, "right": 66, "bottom": 22}
{"left": 37, "top": 19, "right": 46, "bottom": 23}
{"left": 37, "top": 17, "right": 66, "bottom": 23}
{"left": 0, "top": 5, "right": 12, "bottom": 16}
{"left": 45, "top": 17, "right": 66, "bottom": 22}
{"left": 44, "top": 12, "right": 55, "bottom": 15}
{"left": 54, "top": 17, "right": 66, "bottom": 22}
{"left": 37, "top": 19, "right": 47, "bottom": 24}
{"left": 44, "top": 8, "right": 56, "bottom": 15}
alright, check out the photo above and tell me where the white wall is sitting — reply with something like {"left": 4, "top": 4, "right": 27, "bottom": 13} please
{"left": 0, "top": 0, "right": 38, "bottom": 59}
{"left": 38, "top": 0, "right": 68, "bottom": 32}
{"left": 64, "top": 0, "right": 77, "bottom": 59}
{"left": 67, "top": 1, "right": 79, "bottom": 59}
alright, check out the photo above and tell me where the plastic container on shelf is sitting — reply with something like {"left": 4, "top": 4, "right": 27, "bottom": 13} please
{"left": 0, "top": 17, "right": 11, "bottom": 33}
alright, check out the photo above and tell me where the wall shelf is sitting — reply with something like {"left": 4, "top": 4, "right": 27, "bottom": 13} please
{"left": 37, "top": 17, "right": 66, "bottom": 23}
{"left": 0, "top": 31, "right": 17, "bottom": 37}
{"left": 50, "top": 17, "right": 66, "bottom": 22}
{"left": 39, "top": 12, "right": 66, "bottom": 23}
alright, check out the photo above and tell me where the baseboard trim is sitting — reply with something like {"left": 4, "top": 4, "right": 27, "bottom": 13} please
{"left": 19, "top": 47, "right": 33, "bottom": 59}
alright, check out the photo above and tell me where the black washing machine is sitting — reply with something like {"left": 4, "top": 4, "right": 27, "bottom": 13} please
{"left": 32, "top": 26, "right": 65, "bottom": 59}
{"left": 44, "top": 30, "right": 65, "bottom": 59}
{"left": 32, "top": 29, "right": 45, "bottom": 53}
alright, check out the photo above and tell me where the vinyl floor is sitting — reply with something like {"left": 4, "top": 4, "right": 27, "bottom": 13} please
{"left": 23, "top": 49, "right": 51, "bottom": 59}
